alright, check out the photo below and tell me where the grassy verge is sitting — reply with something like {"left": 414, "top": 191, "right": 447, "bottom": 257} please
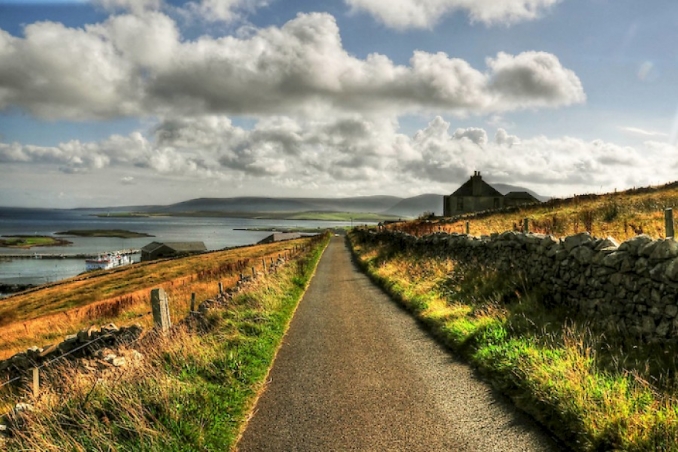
{"left": 2, "top": 232, "right": 330, "bottom": 451}
{"left": 349, "top": 232, "right": 678, "bottom": 451}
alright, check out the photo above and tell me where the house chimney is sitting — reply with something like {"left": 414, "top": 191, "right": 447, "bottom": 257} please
{"left": 471, "top": 171, "right": 482, "bottom": 196}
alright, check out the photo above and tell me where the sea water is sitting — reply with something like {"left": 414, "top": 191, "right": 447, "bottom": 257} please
{"left": 0, "top": 208, "right": 353, "bottom": 286}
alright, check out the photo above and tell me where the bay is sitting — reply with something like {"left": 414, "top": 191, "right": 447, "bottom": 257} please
{"left": 0, "top": 208, "right": 354, "bottom": 287}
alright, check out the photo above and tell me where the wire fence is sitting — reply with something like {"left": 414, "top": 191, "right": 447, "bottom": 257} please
{"left": 0, "top": 241, "right": 315, "bottom": 422}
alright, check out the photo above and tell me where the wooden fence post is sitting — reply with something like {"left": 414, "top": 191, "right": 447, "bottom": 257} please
{"left": 218, "top": 282, "right": 223, "bottom": 295}
{"left": 190, "top": 293, "right": 196, "bottom": 312}
{"left": 251, "top": 266, "right": 256, "bottom": 279}
{"left": 32, "top": 367, "right": 39, "bottom": 398}
{"left": 150, "top": 288, "right": 171, "bottom": 332}
{"left": 465, "top": 221, "right": 470, "bottom": 235}
{"left": 666, "top": 208, "right": 675, "bottom": 238}
{"left": 523, "top": 218, "right": 529, "bottom": 234}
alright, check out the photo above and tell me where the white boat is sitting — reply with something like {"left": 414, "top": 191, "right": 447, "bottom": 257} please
{"left": 85, "top": 252, "right": 132, "bottom": 271}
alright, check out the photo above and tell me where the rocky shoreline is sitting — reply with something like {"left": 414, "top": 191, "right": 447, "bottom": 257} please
{"left": 0, "top": 283, "right": 35, "bottom": 297}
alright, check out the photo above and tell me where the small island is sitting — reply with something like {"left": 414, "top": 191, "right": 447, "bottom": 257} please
{"left": 91, "top": 212, "right": 151, "bottom": 218}
{"left": 0, "top": 235, "right": 72, "bottom": 248}
{"left": 55, "top": 229, "right": 154, "bottom": 239}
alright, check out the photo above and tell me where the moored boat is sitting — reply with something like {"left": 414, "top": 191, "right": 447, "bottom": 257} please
{"left": 85, "top": 252, "right": 132, "bottom": 271}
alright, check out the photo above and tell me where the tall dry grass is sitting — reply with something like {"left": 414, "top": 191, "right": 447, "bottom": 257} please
{"left": 397, "top": 181, "right": 678, "bottom": 242}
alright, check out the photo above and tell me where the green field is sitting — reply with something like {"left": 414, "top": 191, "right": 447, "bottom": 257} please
{"left": 0, "top": 236, "right": 71, "bottom": 248}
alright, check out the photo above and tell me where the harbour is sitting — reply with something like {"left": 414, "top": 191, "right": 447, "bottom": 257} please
{"left": 0, "top": 208, "right": 357, "bottom": 288}
{"left": 0, "top": 249, "right": 139, "bottom": 260}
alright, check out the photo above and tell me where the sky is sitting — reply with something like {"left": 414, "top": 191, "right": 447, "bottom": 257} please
{"left": 0, "top": 0, "right": 677, "bottom": 208}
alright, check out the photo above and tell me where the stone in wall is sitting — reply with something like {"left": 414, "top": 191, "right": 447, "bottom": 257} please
{"left": 0, "top": 324, "right": 143, "bottom": 377}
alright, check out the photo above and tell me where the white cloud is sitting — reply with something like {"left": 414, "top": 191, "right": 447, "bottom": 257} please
{"left": 620, "top": 126, "right": 668, "bottom": 138}
{"left": 495, "top": 128, "right": 520, "bottom": 146}
{"left": 487, "top": 51, "right": 586, "bottom": 108}
{"left": 0, "top": 12, "right": 585, "bottom": 120}
{"left": 453, "top": 127, "right": 488, "bottom": 145}
{"left": 1, "top": 114, "right": 675, "bottom": 201}
{"left": 346, "top": 0, "right": 560, "bottom": 30}
{"left": 0, "top": 19, "right": 144, "bottom": 120}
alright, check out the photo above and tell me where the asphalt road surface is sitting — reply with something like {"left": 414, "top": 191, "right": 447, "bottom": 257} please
{"left": 237, "top": 237, "right": 564, "bottom": 451}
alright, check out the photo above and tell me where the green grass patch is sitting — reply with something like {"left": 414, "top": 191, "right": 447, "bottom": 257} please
{"left": 349, "top": 231, "right": 678, "bottom": 451}
{"left": 0, "top": 236, "right": 72, "bottom": 248}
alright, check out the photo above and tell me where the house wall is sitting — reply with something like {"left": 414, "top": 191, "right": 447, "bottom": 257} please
{"left": 446, "top": 195, "right": 504, "bottom": 215}
{"left": 142, "top": 245, "right": 174, "bottom": 262}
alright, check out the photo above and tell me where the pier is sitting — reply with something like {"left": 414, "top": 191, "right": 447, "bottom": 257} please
{"left": 0, "top": 249, "right": 139, "bottom": 260}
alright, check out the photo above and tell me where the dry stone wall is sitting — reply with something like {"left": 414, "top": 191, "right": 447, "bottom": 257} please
{"left": 0, "top": 324, "right": 143, "bottom": 376}
{"left": 354, "top": 229, "right": 678, "bottom": 343}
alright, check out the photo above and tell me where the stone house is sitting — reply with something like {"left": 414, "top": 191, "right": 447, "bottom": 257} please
{"left": 443, "top": 172, "right": 540, "bottom": 216}
{"left": 141, "top": 241, "right": 207, "bottom": 261}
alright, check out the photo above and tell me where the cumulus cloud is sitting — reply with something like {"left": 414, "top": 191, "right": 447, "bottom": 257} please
{"left": 1, "top": 114, "right": 674, "bottom": 199}
{"left": 403, "top": 117, "right": 660, "bottom": 196}
{"left": 487, "top": 51, "right": 586, "bottom": 108}
{"left": 495, "top": 128, "right": 520, "bottom": 146}
{"left": 453, "top": 127, "right": 488, "bottom": 145}
{"left": 0, "top": 12, "right": 584, "bottom": 120}
{"left": 346, "top": 0, "right": 560, "bottom": 30}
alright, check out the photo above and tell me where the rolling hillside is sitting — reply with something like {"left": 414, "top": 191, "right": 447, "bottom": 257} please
{"left": 396, "top": 181, "right": 678, "bottom": 242}
{"left": 383, "top": 194, "right": 443, "bottom": 217}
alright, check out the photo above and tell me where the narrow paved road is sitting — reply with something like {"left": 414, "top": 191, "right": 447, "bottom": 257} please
{"left": 237, "top": 237, "right": 563, "bottom": 451}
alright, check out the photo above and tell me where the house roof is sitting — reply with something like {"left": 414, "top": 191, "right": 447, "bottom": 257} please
{"left": 450, "top": 176, "right": 503, "bottom": 197}
{"left": 141, "top": 241, "right": 207, "bottom": 253}
{"left": 258, "top": 232, "right": 302, "bottom": 244}
{"left": 141, "top": 241, "right": 164, "bottom": 252}
{"left": 164, "top": 242, "right": 207, "bottom": 252}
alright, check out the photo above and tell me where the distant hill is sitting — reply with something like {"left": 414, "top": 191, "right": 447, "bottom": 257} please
{"left": 492, "top": 184, "right": 550, "bottom": 202}
{"left": 149, "top": 196, "right": 403, "bottom": 214}
{"left": 383, "top": 194, "right": 443, "bottom": 218}
{"left": 64, "top": 187, "right": 547, "bottom": 220}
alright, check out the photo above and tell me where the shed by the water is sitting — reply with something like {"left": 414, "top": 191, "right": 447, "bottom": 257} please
{"left": 141, "top": 241, "right": 207, "bottom": 261}
{"left": 257, "top": 233, "right": 302, "bottom": 244}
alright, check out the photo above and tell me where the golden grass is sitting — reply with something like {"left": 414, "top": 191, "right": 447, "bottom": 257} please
{"left": 0, "top": 239, "right": 311, "bottom": 359}
{"left": 394, "top": 181, "right": 678, "bottom": 242}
